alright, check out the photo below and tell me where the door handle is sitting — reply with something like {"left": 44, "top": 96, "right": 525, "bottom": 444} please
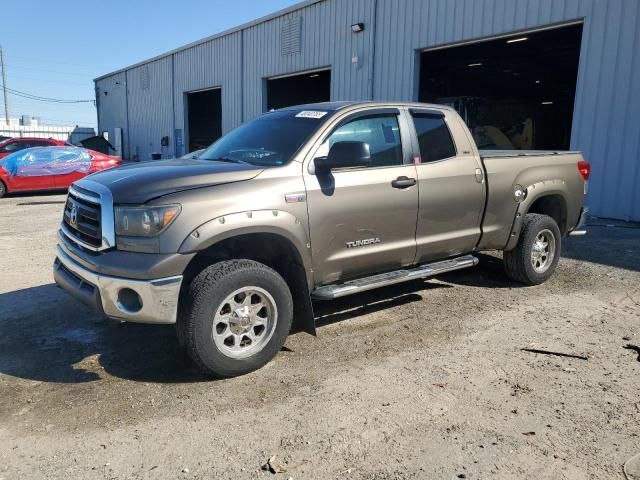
{"left": 391, "top": 176, "right": 417, "bottom": 189}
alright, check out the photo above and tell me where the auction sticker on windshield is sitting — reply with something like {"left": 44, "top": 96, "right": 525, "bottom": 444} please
{"left": 295, "top": 111, "right": 328, "bottom": 119}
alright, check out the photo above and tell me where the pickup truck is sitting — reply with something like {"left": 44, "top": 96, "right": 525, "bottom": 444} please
{"left": 53, "top": 101, "right": 590, "bottom": 378}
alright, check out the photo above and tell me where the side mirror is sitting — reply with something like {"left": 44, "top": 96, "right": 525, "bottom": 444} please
{"left": 314, "top": 141, "right": 370, "bottom": 172}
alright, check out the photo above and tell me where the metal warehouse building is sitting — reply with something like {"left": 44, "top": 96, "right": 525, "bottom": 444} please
{"left": 95, "top": 0, "right": 640, "bottom": 221}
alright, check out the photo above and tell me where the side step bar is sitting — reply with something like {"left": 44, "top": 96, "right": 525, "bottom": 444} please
{"left": 311, "top": 254, "right": 479, "bottom": 300}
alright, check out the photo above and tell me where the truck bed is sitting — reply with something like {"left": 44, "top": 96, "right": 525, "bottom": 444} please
{"left": 480, "top": 149, "right": 581, "bottom": 159}
{"left": 477, "top": 149, "right": 585, "bottom": 250}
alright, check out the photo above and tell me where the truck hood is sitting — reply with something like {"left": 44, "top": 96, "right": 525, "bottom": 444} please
{"left": 84, "top": 159, "right": 264, "bottom": 203}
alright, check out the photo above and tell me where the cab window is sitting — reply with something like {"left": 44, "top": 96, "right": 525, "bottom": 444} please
{"left": 411, "top": 113, "right": 457, "bottom": 163}
{"left": 29, "top": 140, "right": 55, "bottom": 148}
{"left": 0, "top": 142, "right": 23, "bottom": 153}
{"left": 327, "top": 114, "right": 403, "bottom": 168}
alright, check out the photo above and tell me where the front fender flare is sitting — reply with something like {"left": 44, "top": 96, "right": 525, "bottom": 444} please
{"left": 178, "top": 209, "right": 316, "bottom": 335}
{"left": 178, "top": 209, "right": 313, "bottom": 284}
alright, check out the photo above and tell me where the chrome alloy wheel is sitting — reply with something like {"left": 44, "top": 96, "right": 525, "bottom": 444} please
{"left": 531, "top": 229, "right": 556, "bottom": 273}
{"left": 212, "top": 286, "right": 278, "bottom": 359}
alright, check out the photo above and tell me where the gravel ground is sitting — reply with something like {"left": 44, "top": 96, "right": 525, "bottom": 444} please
{"left": 0, "top": 192, "right": 639, "bottom": 480}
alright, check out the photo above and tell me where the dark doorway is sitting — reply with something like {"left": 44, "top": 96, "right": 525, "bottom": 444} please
{"left": 418, "top": 23, "right": 583, "bottom": 150}
{"left": 266, "top": 69, "right": 331, "bottom": 110}
{"left": 186, "top": 88, "right": 222, "bottom": 153}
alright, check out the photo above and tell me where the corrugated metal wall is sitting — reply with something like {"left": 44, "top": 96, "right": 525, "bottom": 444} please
{"left": 173, "top": 32, "right": 243, "bottom": 146}
{"left": 125, "top": 57, "right": 173, "bottom": 161}
{"left": 95, "top": 0, "right": 640, "bottom": 221}
{"left": 373, "top": 0, "right": 640, "bottom": 221}
{"left": 241, "top": 0, "right": 375, "bottom": 119}
{"left": 95, "top": 72, "right": 127, "bottom": 151}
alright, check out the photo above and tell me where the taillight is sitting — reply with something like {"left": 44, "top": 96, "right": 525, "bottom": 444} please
{"left": 577, "top": 160, "right": 590, "bottom": 181}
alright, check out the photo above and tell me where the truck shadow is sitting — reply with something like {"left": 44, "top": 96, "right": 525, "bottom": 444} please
{"left": 436, "top": 253, "right": 527, "bottom": 289}
{"left": 1, "top": 222, "right": 636, "bottom": 385}
{"left": 312, "top": 280, "right": 450, "bottom": 328}
{"left": 0, "top": 284, "right": 206, "bottom": 384}
{"left": 0, "top": 281, "right": 447, "bottom": 385}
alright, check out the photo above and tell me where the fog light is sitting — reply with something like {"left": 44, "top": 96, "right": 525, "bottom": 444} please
{"left": 117, "top": 288, "right": 143, "bottom": 313}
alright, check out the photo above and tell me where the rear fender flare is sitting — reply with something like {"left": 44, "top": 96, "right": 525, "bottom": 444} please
{"left": 504, "top": 179, "right": 570, "bottom": 251}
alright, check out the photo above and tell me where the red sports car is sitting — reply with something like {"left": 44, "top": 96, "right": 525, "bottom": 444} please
{"left": 0, "top": 146, "right": 121, "bottom": 197}
{"left": 0, "top": 137, "right": 70, "bottom": 160}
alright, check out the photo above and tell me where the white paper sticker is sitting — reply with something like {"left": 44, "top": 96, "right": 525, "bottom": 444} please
{"left": 295, "top": 110, "right": 328, "bottom": 119}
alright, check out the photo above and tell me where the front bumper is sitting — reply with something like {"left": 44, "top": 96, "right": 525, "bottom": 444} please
{"left": 53, "top": 244, "right": 183, "bottom": 324}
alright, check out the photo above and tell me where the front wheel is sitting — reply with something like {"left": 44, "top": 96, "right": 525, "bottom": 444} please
{"left": 180, "top": 259, "right": 293, "bottom": 378}
{"left": 0, "top": 181, "right": 6, "bottom": 198}
{"left": 503, "top": 213, "right": 561, "bottom": 285}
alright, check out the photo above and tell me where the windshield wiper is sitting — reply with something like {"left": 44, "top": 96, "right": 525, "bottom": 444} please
{"left": 207, "top": 157, "right": 251, "bottom": 165}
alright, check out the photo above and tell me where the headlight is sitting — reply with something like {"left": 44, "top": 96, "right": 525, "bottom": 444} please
{"left": 114, "top": 205, "right": 181, "bottom": 237}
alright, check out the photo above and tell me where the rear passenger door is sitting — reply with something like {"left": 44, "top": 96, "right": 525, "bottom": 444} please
{"left": 409, "top": 108, "right": 485, "bottom": 263}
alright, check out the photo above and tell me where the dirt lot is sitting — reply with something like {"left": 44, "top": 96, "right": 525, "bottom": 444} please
{"left": 0, "top": 192, "right": 638, "bottom": 480}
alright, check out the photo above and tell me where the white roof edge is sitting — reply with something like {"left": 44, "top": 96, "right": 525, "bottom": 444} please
{"left": 94, "top": 0, "right": 324, "bottom": 82}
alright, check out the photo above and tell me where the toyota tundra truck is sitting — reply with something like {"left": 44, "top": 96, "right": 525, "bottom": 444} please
{"left": 53, "top": 101, "right": 590, "bottom": 378}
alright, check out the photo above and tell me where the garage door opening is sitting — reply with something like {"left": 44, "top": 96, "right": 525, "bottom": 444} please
{"left": 266, "top": 69, "right": 331, "bottom": 110}
{"left": 418, "top": 23, "right": 583, "bottom": 150}
{"left": 186, "top": 88, "right": 222, "bottom": 153}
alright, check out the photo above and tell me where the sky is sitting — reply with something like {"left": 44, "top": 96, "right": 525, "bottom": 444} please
{"left": 1, "top": 0, "right": 300, "bottom": 129}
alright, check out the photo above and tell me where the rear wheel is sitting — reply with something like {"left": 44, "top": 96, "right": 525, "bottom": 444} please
{"left": 0, "top": 181, "right": 6, "bottom": 198}
{"left": 503, "top": 213, "right": 561, "bottom": 285}
{"left": 180, "top": 259, "right": 293, "bottom": 378}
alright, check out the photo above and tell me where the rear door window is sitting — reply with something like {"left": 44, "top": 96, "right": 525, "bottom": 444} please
{"left": 411, "top": 113, "right": 457, "bottom": 163}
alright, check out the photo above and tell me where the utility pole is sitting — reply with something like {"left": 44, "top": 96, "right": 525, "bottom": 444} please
{"left": 0, "top": 45, "right": 8, "bottom": 125}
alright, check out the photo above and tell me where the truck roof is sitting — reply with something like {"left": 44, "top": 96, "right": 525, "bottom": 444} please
{"left": 278, "top": 101, "right": 454, "bottom": 113}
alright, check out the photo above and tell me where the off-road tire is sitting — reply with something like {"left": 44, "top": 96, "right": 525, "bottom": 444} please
{"left": 503, "top": 213, "right": 561, "bottom": 286}
{"left": 180, "top": 259, "right": 293, "bottom": 378}
{"left": 0, "top": 181, "right": 6, "bottom": 198}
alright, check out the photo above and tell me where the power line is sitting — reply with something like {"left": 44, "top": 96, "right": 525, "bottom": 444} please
{"left": 0, "top": 83, "right": 94, "bottom": 104}
{"left": 1, "top": 100, "right": 94, "bottom": 110}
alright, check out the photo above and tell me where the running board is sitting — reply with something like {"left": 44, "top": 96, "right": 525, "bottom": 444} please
{"left": 311, "top": 255, "right": 479, "bottom": 300}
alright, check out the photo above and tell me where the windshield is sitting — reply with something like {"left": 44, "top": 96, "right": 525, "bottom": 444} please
{"left": 197, "top": 110, "right": 328, "bottom": 166}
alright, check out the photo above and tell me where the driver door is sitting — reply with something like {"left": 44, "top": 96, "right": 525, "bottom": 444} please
{"left": 304, "top": 108, "right": 419, "bottom": 286}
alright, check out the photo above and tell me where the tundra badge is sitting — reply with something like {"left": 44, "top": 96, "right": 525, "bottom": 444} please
{"left": 346, "top": 237, "right": 381, "bottom": 248}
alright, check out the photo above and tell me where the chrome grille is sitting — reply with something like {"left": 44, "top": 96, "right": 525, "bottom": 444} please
{"left": 63, "top": 192, "right": 102, "bottom": 247}
{"left": 60, "top": 181, "right": 115, "bottom": 251}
